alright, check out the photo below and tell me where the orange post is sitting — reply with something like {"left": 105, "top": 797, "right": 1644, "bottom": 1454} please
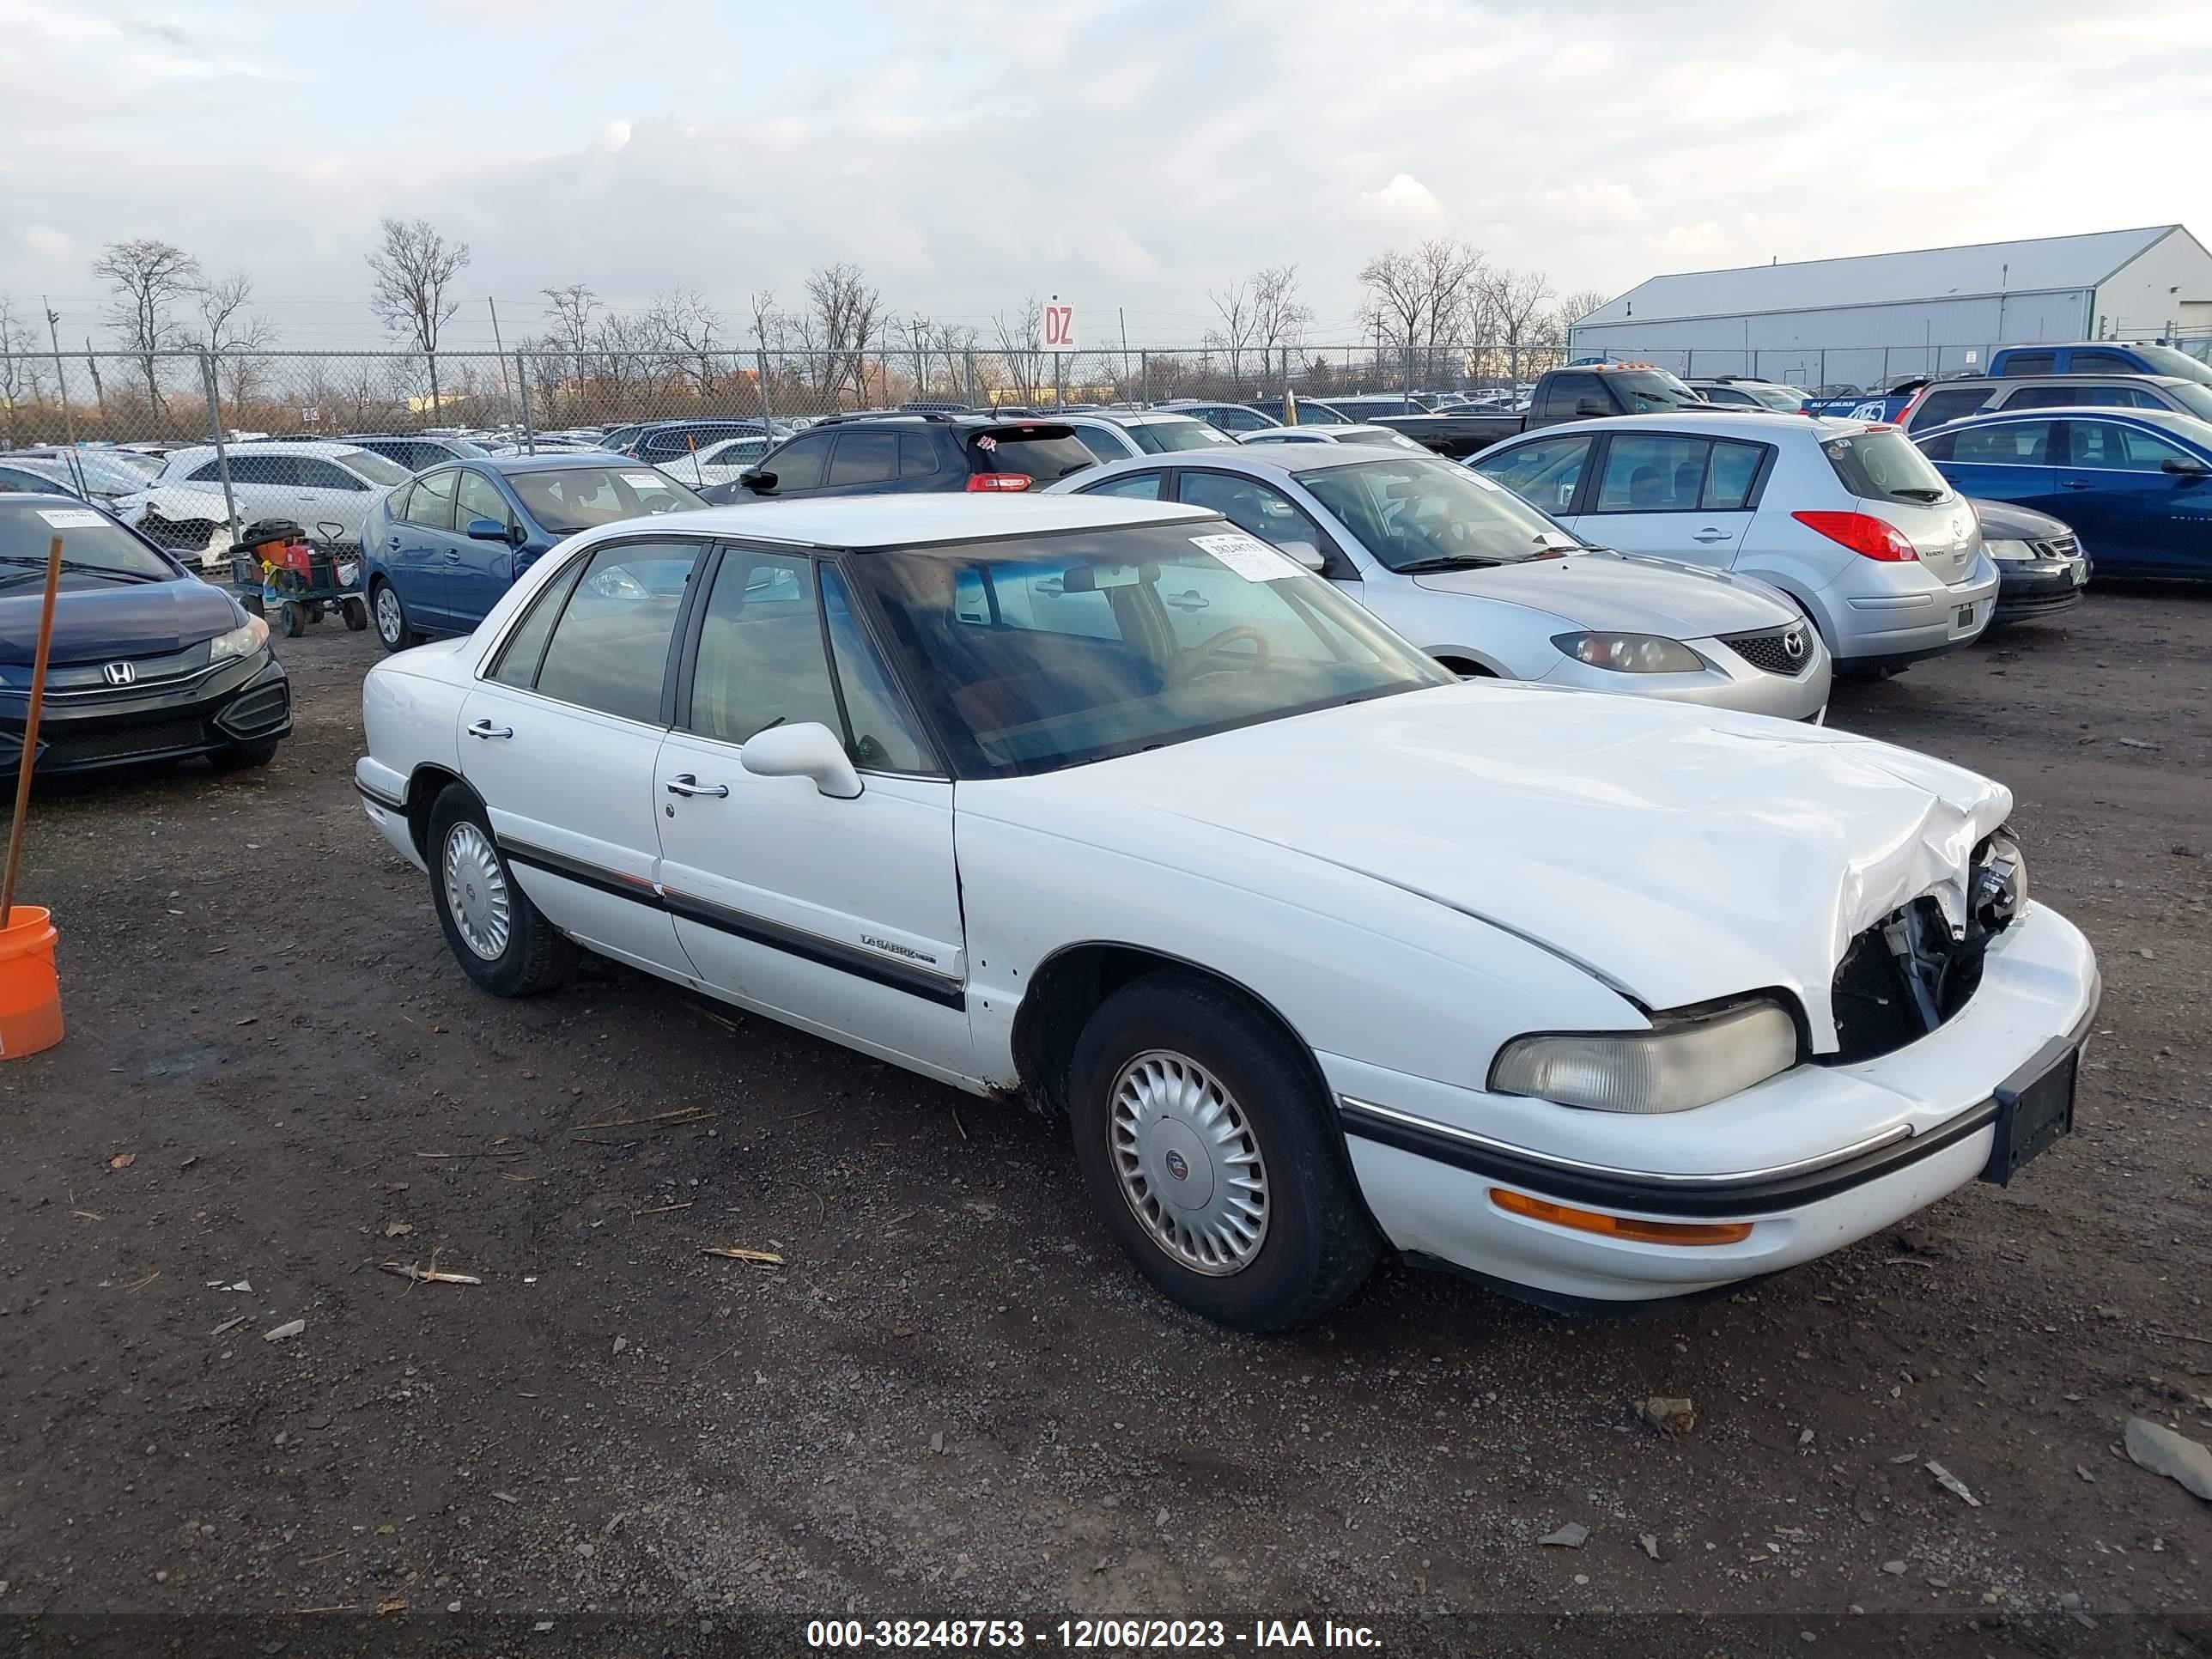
{"left": 0, "top": 534, "right": 66, "bottom": 1057}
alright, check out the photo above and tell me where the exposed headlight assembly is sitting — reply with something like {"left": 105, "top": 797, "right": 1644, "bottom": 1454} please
{"left": 1490, "top": 998, "right": 1800, "bottom": 1114}
{"left": 1552, "top": 631, "right": 1706, "bottom": 673}
{"left": 209, "top": 615, "right": 270, "bottom": 664}
{"left": 1982, "top": 538, "right": 2034, "bottom": 562}
{"left": 1973, "top": 829, "right": 2027, "bottom": 930}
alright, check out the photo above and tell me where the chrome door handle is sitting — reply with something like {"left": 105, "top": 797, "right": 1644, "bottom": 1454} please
{"left": 466, "top": 719, "right": 514, "bottom": 740}
{"left": 665, "top": 774, "right": 729, "bottom": 798}
{"left": 446, "top": 550, "right": 463, "bottom": 562}
{"left": 2061, "top": 480, "right": 2094, "bottom": 490}
{"left": 387, "top": 537, "right": 401, "bottom": 549}
{"left": 1692, "top": 529, "right": 1730, "bottom": 543}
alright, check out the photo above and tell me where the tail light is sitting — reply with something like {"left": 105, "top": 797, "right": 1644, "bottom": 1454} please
{"left": 966, "top": 472, "right": 1032, "bottom": 493}
{"left": 1792, "top": 510, "right": 1918, "bottom": 562}
{"left": 1893, "top": 388, "right": 1925, "bottom": 430}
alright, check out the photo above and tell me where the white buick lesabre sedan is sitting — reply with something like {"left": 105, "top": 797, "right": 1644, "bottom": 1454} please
{"left": 356, "top": 495, "right": 2099, "bottom": 1331}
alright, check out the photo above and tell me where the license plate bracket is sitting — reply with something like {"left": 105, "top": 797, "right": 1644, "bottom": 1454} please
{"left": 1955, "top": 605, "right": 1976, "bottom": 629}
{"left": 1978, "top": 1038, "right": 2077, "bottom": 1186}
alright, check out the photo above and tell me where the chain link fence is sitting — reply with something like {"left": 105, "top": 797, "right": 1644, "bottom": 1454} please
{"left": 0, "top": 343, "right": 1586, "bottom": 456}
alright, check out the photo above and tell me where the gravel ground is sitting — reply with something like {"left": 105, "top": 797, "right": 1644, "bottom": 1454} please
{"left": 2, "top": 588, "right": 2207, "bottom": 1656}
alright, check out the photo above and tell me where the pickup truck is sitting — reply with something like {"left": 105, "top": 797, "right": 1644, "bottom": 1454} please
{"left": 1987, "top": 342, "right": 2212, "bottom": 384}
{"left": 1375, "top": 362, "right": 1711, "bottom": 459}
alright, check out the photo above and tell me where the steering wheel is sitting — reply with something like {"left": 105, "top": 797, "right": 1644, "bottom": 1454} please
{"left": 1175, "top": 624, "right": 1272, "bottom": 684}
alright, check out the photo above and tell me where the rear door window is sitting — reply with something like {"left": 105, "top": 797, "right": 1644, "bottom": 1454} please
{"left": 826, "top": 430, "right": 899, "bottom": 487}
{"left": 1942, "top": 422, "right": 2055, "bottom": 465}
{"left": 1592, "top": 434, "right": 1711, "bottom": 512}
{"left": 1704, "top": 440, "right": 1767, "bottom": 509}
{"left": 2069, "top": 350, "right": 2139, "bottom": 374}
{"left": 533, "top": 541, "right": 704, "bottom": 723}
{"left": 1082, "top": 471, "right": 1166, "bottom": 501}
{"left": 1997, "top": 351, "right": 2057, "bottom": 377}
{"left": 968, "top": 427, "right": 1095, "bottom": 483}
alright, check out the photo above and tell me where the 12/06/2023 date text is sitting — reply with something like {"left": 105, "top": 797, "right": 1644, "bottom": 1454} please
{"left": 805, "top": 1619, "right": 1381, "bottom": 1649}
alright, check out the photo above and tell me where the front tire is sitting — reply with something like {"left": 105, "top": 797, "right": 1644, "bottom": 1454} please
{"left": 1067, "top": 973, "right": 1379, "bottom": 1330}
{"left": 372, "top": 579, "right": 419, "bottom": 653}
{"left": 426, "top": 786, "right": 577, "bottom": 997}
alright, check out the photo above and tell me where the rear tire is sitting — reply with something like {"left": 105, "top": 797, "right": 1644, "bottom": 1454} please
{"left": 342, "top": 597, "right": 368, "bottom": 632}
{"left": 372, "top": 579, "right": 418, "bottom": 653}
{"left": 278, "top": 600, "right": 306, "bottom": 637}
{"left": 426, "top": 786, "right": 577, "bottom": 997}
{"left": 1067, "top": 973, "right": 1379, "bottom": 1331}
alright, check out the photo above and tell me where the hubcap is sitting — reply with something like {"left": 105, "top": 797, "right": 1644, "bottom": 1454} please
{"left": 441, "top": 821, "right": 511, "bottom": 960}
{"left": 375, "top": 586, "right": 404, "bottom": 642}
{"left": 1109, "top": 1050, "right": 1269, "bottom": 1276}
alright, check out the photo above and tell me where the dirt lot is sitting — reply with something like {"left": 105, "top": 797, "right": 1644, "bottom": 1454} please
{"left": 2, "top": 588, "right": 2208, "bottom": 1656}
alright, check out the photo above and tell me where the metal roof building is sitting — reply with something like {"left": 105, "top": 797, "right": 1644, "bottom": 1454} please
{"left": 1569, "top": 225, "right": 2212, "bottom": 389}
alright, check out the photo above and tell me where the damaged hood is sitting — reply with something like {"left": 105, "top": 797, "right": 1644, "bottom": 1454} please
{"left": 1001, "top": 684, "right": 2009, "bottom": 1048}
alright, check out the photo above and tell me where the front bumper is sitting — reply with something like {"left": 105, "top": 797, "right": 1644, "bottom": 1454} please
{"left": 1991, "top": 555, "right": 2089, "bottom": 624}
{"left": 1326, "top": 902, "right": 2100, "bottom": 1304}
{"left": 0, "top": 652, "right": 289, "bottom": 777}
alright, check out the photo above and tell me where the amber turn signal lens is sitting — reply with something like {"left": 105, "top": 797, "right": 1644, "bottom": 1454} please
{"left": 1489, "top": 1188, "right": 1753, "bottom": 1247}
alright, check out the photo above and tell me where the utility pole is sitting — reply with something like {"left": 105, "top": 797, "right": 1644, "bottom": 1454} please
{"left": 1119, "top": 307, "right": 1131, "bottom": 392}
{"left": 41, "top": 299, "right": 80, "bottom": 453}
{"left": 488, "top": 296, "right": 519, "bottom": 433}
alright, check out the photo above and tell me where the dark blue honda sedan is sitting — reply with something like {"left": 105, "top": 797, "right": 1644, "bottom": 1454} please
{"left": 1915, "top": 407, "right": 2212, "bottom": 580}
{"left": 1, "top": 494, "right": 289, "bottom": 779}
{"left": 361, "top": 453, "right": 707, "bottom": 651}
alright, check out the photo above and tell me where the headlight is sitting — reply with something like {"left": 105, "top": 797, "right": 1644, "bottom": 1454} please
{"left": 209, "top": 615, "right": 270, "bottom": 663}
{"left": 1974, "top": 829, "right": 2027, "bottom": 929}
{"left": 1490, "top": 999, "right": 1799, "bottom": 1114}
{"left": 1551, "top": 631, "right": 1706, "bottom": 673}
{"left": 1983, "top": 538, "right": 2033, "bottom": 562}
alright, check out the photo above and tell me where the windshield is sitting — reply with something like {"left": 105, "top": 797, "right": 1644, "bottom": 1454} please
{"left": 2165, "top": 383, "right": 2212, "bottom": 422}
{"left": 2123, "top": 343, "right": 2212, "bottom": 386}
{"left": 336, "top": 449, "right": 413, "bottom": 486}
{"left": 507, "top": 466, "right": 708, "bottom": 533}
{"left": 1608, "top": 370, "right": 1705, "bottom": 412}
{"left": 1823, "top": 428, "right": 1954, "bottom": 504}
{"left": 1741, "top": 384, "right": 1806, "bottom": 410}
{"left": 1128, "top": 421, "right": 1237, "bottom": 455}
{"left": 0, "top": 503, "right": 173, "bottom": 586}
{"left": 1302, "top": 456, "right": 1580, "bottom": 571}
{"left": 847, "top": 522, "right": 1450, "bottom": 778}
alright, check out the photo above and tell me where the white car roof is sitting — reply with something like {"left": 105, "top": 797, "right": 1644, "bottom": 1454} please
{"left": 590, "top": 494, "right": 1217, "bottom": 551}
{"left": 1513, "top": 410, "right": 1876, "bottom": 441}
{"left": 1073, "top": 410, "right": 1212, "bottom": 428}
{"left": 165, "top": 440, "right": 377, "bottom": 465}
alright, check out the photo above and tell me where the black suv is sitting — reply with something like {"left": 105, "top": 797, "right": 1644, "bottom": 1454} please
{"left": 700, "top": 410, "right": 1097, "bottom": 503}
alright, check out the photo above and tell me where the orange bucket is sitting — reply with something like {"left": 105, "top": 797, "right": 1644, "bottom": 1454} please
{"left": 0, "top": 906, "right": 63, "bottom": 1059}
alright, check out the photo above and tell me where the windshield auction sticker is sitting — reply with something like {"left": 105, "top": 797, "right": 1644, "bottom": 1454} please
{"left": 1190, "top": 532, "right": 1297, "bottom": 581}
{"left": 37, "top": 508, "right": 108, "bottom": 528}
{"left": 621, "top": 474, "right": 664, "bottom": 489}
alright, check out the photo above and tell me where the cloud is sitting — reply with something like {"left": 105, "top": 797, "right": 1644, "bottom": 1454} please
{"left": 15, "top": 223, "right": 70, "bottom": 260}
{"left": 1358, "top": 173, "right": 1446, "bottom": 226}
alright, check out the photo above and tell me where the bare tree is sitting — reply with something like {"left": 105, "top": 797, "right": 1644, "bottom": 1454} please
{"left": 367, "top": 217, "right": 471, "bottom": 413}
{"left": 0, "top": 294, "right": 39, "bottom": 447}
{"left": 803, "top": 263, "right": 883, "bottom": 405}
{"left": 651, "top": 286, "right": 724, "bottom": 398}
{"left": 1251, "top": 264, "right": 1314, "bottom": 365}
{"left": 1547, "top": 287, "right": 1612, "bottom": 343}
{"left": 191, "top": 270, "right": 276, "bottom": 410}
{"left": 990, "top": 295, "right": 1046, "bottom": 403}
{"left": 92, "top": 237, "right": 201, "bottom": 413}
{"left": 540, "top": 283, "right": 603, "bottom": 403}
{"left": 1204, "top": 276, "right": 1257, "bottom": 391}
{"left": 1358, "top": 238, "right": 1487, "bottom": 388}
{"left": 1480, "top": 266, "right": 1554, "bottom": 380}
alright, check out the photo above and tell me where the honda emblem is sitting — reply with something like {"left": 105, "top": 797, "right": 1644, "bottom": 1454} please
{"left": 103, "top": 661, "right": 137, "bottom": 687}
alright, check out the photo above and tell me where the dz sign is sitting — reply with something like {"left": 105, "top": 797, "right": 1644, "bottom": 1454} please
{"left": 1039, "top": 299, "right": 1076, "bottom": 354}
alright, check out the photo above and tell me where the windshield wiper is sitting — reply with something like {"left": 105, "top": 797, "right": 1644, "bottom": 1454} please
{"left": 0, "top": 555, "right": 159, "bottom": 583}
{"left": 1888, "top": 487, "right": 1945, "bottom": 502}
{"left": 1393, "top": 554, "right": 1502, "bottom": 573}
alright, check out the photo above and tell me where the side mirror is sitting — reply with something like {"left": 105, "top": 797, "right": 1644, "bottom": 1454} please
{"left": 1278, "top": 539, "right": 1328, "bottom": 573}
{"left": 2161, "top": 457, "right": 2209, "bottom": 478}
{"left": 1573, "top": 397, "right": 1611, "bottom": 417}
{"left": 740, "top": 721, "right": 862, "bottom": 799}
{"left": 739, "top": 469, "right": 775, "bottom": 494}
{"left": 465, "top": 517, "right": 509, "bottom": 541}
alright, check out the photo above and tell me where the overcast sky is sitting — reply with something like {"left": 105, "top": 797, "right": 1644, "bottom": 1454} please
{"left": 3, "top": 0, "right": 2209, "bottom": 353}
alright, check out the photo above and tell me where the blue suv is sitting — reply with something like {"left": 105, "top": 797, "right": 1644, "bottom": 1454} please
{"left": 361, "top": 454, "right": 707, "bottom": 650}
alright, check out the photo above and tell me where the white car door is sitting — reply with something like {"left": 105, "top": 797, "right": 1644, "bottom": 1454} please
{"left": 184, "top": 452, "right": 290, "bottom": 524}
{"left": 1571, "top": 431, "right": 1766, "bottom": 572}
{"left": 456, "top": 537, "right": 706, "bottom": 976}
{"left": 652, "top": 547, "right": 975, "bottom": 1082}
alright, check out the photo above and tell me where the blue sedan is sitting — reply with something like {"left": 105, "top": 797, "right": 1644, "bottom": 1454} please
{"left": 362, "top": 453, "right": 708, "bottom": 651}
{"left": 1914, "top": 407, "right": 2212, "bottom": 579}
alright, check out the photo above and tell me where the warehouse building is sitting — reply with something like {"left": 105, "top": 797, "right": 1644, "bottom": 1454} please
{"left": 1569, "top": 225, "right": 2212, "bottom": 389}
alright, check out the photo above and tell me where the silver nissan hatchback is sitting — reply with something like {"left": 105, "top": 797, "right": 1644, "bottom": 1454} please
{"left": 1469, "top": 411, "right": 2000, "bottom": 678}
